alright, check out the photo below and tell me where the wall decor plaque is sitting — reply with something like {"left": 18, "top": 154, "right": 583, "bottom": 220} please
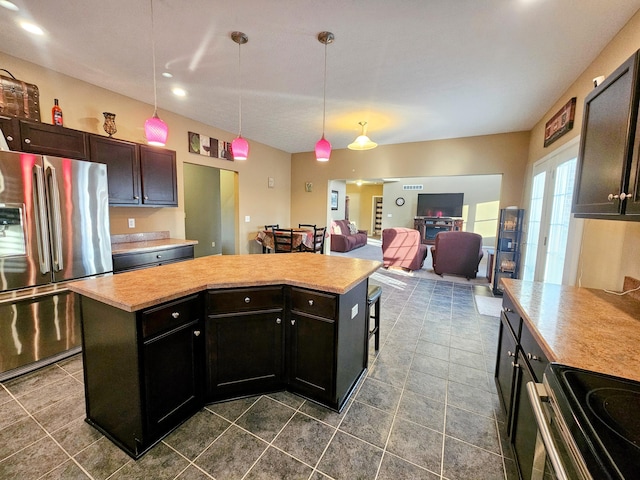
{"left": 544, "top": 97, "right": 576, "bottom": 147}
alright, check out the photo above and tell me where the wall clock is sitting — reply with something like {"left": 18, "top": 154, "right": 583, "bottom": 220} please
{"left": 395, "top": 197, "right": 405, "bottom": 206}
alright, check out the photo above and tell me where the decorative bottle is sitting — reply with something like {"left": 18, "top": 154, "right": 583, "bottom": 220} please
{"left": 52, "top": 99, "right": 63, "bottom": 126}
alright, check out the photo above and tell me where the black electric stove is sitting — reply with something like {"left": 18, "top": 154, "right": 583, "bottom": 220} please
{"left": 545, "top": 363, "right": 640, "bottom": 479}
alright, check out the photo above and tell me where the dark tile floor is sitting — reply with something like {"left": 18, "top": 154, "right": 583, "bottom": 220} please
{"left": 0, "top": 271, "right": 516, "bottom": 479}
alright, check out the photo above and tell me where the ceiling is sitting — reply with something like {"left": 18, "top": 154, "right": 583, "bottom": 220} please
{"left": 1, "top": 1, "right": 639, "bottom": 154}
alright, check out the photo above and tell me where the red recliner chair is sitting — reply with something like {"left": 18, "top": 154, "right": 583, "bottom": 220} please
{"left": 430, "top": 231, "right": 484, "bottom": 279}
{"left": 382, "top": 228, "right": 428, "bottom": 271}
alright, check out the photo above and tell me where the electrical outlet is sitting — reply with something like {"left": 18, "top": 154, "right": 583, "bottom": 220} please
{"left": 128, "top": 218, "right": 135, "bottom": 228}
{"left": 211, "top": 241, "right": 215, "bottom": 247}
{"left": 245, "top": 215, "right": 251, "bottom": 222}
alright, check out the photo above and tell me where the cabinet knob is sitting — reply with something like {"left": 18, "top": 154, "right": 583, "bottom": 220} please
{"left": 620, "top": 192, "right": 630, "bottom": 201}
{"left": 527, "top": 352, "right": 540, "bottom": 362}
{"left": 507, "top": 350, "right": 515, "bottom": 357}
{"left": 156, "top": 255, "right": 162, "bottom": 259}
{"left": 504, "top": 307, "right": 514, "bottom": 313}
{"left": 171, "top": 312, "right": 180, "bottom": 319}
{"left": 308, "top": 299, "right": 314, "bottom": 306}
{"left": 194, "top": 330, "right": 201, "bottom": 336}
{"left": 276, "top": 318, "right": 281, "bottom": 324}
{"left": 24, "top": 138, "right": 31, "bottom": 144}
{"left": 6, "top": 135, "right": 13, "bottom": 141}
{"left": 244, "top": 297, "right": 251, "bottom": 303}
{"left": 144, "top": 196, "right": 149, "bottom": 200}
{"left": 133, "top": 195, "right": 139, "bottom": 200}
{"left": 291, "top": 319, "right": 296, "bottom": 326}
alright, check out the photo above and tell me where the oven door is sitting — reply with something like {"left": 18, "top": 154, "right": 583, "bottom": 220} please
{"left": 526, "top": 381, "right": 591, "bottom": 480}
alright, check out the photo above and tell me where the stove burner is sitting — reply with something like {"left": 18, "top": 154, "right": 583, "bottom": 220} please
{"left": 587, "top": 388, "right": 640, "bottom": 449}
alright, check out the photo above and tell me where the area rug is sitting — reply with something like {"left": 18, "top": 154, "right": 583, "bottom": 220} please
{"left": 474, "top": 296, "right": 503, "bottom": 317}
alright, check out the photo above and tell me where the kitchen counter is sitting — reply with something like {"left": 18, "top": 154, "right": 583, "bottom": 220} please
{"left": 110, "top": 231, "right": 197, "bottom": 255}
{"left": 502, "top": 278, "right": 640, "bottom": 383}
{"left": 69, "top": 254, "right": 382, "bottom": 312}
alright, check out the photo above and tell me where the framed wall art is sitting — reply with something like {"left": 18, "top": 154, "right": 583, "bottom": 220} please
{"left": 544, "top": 97, "right": 576, "bottom": 147}
{"left": 330, "top": 190, "right": 339, "bottom": 210}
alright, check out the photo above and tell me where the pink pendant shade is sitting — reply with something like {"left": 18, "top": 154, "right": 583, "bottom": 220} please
{"left": 144, "top": 112, "right": 168, "bottom": 146}
{"left": 232, "top": 135, "right": 249, "bottom": 160}
{"left": 315, "top": 135, "right": 331, "bottom": 162}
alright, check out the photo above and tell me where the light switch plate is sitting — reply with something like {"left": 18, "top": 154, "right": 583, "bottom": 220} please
{"left": 128, "top": 218, "right": 135, "bottom": 228}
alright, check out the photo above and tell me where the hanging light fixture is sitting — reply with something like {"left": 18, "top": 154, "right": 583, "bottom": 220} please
{"left": 231, "top": 31, "right": 249, "bottom": 160}
{"left": 144, "top": 0, "right": 168, "bottom": 146}
{"left": 348, "top": 121, "right": 378, "bottom": 150}
{"left": 315, "top": 31, "right": 334, "bottom": 162}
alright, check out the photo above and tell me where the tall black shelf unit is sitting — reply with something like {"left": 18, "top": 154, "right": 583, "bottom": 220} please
{"left": 493, "top": 208, "right": 525, "bottom": 295}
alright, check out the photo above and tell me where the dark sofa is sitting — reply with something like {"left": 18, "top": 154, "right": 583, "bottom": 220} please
{"left": 330, "top": 220, "right": 368, "bottom": 252}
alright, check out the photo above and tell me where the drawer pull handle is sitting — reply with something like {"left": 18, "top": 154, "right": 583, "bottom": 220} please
{"left": 527, "top": 352, "right": 540, "bottom": 362}
{"left": 276, "top": 318, "right": 281, "bottom": 324}
{"left": 194, "top": 330, "right": 201, "bottom": 336}
{"left": 308, "top": 299, "right": 314, "bottom": 306}
{"left": 244, "top": 297, "right": 251, "bottom": 304}
{"left": 504, "top": 307, "right": 514, "bottom": 313}
{"left": 156, "top": 255, "right": 162, "bottom": 259}
{"left": 291, "top": 319, "right": 296, "bottom": 326}
{"left": 24, "top": 138, "right": 31, "bottom": 144}
{"left": 171, "top": 312, "right": 180, "bottom": 319}
{"left": 6, "top": 135, "right": 13, "bottom": 141}
{"left": 133, "top": 195, "right": 139, "bottom": 200}
{"left": 507, "top": 350, "right": 515, "bottom": 358}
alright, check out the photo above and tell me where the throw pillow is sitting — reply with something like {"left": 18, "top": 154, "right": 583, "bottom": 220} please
{"left": 349, "top": 222, "right": 357, "bottom": 234}
{"left": 333, "top": 225, "right": 342, "bottom": 235}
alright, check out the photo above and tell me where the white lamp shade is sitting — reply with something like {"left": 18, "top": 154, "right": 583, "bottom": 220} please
{"left": 315, "top": 136, "right": 331, "bottom": 162}
{"left": 145, "top": 114, "right": 168, "bottom": 146}
{"left": 348, "top": 134, "right": 377, "bottom": 150}
{"left": 232, "top": 135, "right": 249, "bottom": 160}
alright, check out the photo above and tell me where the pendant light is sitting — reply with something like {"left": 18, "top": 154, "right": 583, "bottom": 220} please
{"left": 231, "top": 31, "right": 249, "bottom": 160}
{"left": 144, "top": 0, "right": 168, "bottom": 146}
{"left": 315, "top": 31, "right": 334, "bottom": 162}
{"left": 348, "top": 121, "right": 378, "bottom": 150}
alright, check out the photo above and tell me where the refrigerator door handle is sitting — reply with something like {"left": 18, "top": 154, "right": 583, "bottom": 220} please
{"left": 32, "top": 164, "right": 51, "bottom": 275}
{"left": 45, "top": 164, "right": 64, "bottom": 272}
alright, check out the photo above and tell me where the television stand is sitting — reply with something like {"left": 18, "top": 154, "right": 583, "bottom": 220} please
{"left": 414, "top": 217, "right": 463, "bottom": 245}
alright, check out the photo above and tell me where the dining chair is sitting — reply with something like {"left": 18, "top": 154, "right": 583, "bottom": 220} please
{"left": 264, "top": 224, "right": 279, "bottom": 230}
{"left": 299, "top": 224, "right": 326, "bottom": 254}
{"left": 272, "top": 228, "right": 296, "bottom": 253}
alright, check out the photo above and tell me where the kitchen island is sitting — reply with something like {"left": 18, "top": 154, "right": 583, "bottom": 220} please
{"left": 69, "top": 254, "right": 381, "bottom": 458}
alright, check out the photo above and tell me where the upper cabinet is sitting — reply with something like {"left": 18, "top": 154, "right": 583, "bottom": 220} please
{"left": 573, "top": 49, "right": 640, "bottom": 219}
{"left": 139, "top": 145, "right": 178, "bottom": 206}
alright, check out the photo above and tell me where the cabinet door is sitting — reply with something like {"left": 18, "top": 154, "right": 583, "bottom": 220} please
{"left": 288, "top": 312, "right": 335, "bottom": 403}
{"left": 511, "top": 352, "right": 538, "bottom": 480}
{"left": 89, "top": 135, "right": 141, "bottom": 205}
{"left": 573, "top": 52, "right": 639, "bottom": 216}
{"left": 206, "top": 311, "right": 284, "bottom": 400}
{"left": 494, "top": 316, "right": 518, "bottom": 437}
{"left": 139, "top": 145, "right": 177, "bottom": 206}
{"left": 19, "top": 120, "right": 88, "bottom": 159}
{"left": 143, "top": 320, "right": 203, "bottom": 440}
{"left": 0, "top": 115, "right": 20, "bottom": 150}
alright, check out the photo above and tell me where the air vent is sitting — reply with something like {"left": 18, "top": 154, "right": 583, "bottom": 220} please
{"left": 402, "top": 185, "right": 424, "bottom": 190}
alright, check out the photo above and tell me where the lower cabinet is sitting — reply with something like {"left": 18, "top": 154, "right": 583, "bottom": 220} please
{"left": 494, "top": 291, "right": 550, "bottom": 480}
{"left": 81, "top": 294, "right": 203, "bottom": 458}
{"left": 112, "top": 245, "right": 194, "bottom": 273}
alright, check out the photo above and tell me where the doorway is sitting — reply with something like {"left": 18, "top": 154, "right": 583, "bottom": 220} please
{"left": 522, "top": 138, "right": 583, "bottom": 284}
{"left": 183, "top": 163, "right": 238, "bottom": 257}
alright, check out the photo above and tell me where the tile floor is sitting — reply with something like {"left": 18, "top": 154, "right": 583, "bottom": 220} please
{"left": 0, "top": 272, "right": 517, "bottom": 479}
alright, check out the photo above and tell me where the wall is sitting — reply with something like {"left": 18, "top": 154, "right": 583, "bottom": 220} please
{"left": 291, "top": 132, "right": 530, "bottom": 232}
{"left": 0, "top": 52, "right": 291, "bottom": 255}
{"left": 523, "top": 9, "right": 640, "bottom": 290}
{"left": 184, "top": 163, "right": 221, "bottom": 257}
{"left": 345, "top": 183, "right": 383, "bottom": 233}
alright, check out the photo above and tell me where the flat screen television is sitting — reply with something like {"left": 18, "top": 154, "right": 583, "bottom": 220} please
{"left": 417, "top": 193, "right": 464, "bottom": 218}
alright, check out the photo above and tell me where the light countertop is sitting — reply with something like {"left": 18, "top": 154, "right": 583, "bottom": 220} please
{"left": 502, "top": 278, "right": 640, "bottom": 383}
{"left": 69, "top": 254, "right": 381, "bottom": 312}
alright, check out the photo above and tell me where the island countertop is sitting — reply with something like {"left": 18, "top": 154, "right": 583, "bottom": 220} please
{"left": 69, "top": 254, "right": 382, "bottom": 312}
{"left": 110, "top": 231, "right": 198, "bottom": 255}
{"left": 502, "top": 278, "right": 640, "bottom": 383}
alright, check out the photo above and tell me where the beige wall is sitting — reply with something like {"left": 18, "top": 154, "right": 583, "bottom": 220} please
{"left": 291, "top": 132, "right": 530, "bottom": 230}
{"left": 345, "top": 184, "right": 383, "bottom": 233}
{"left": 524, "top": 9, "right": 640, "bottom": 290}
{"left": 0, "top": 52, "right": 291, "bottom": 255}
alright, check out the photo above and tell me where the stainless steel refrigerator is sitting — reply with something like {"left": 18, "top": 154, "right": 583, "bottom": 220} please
{"left": 0, "top": 150, "right": 112, "bottom": 380}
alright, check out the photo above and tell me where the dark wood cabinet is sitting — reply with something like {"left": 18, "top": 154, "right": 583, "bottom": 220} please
{"left": 89, "top": 135, "right": 141, "bottom": 205}
{"left": 573, "top": 49, "right": 640, "bottom": 218}
{"left": 206, "top": 287, "right": 285, "bottom": 400}
{"left": 112, "top": 245, "right": 194, "bottom": 273}
{"left": 19, "top": 120, "right": 88, "bottom": 159}
{"left": 0, "top": 115, "right": 20, "bottom": 151}
{"left": 511, "top": 350, "right": 537, "bottom": 480}
{"left": 81, "top": 294, "right": 203, "bottom": 458}
{"left": 414, "top": 217, "right": 463, "bottom": 245}
{"left": 494, "top": 313, "right": 518, "bottom": 436}
{"left": 493, "top": 208, "right": 524, "bottom": 295}
{"left": 139, "top": 145, "right": 178, "bottom": 206}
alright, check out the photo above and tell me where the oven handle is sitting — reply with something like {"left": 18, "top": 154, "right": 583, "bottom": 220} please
{"left": 526, "top": 381, "right": 570, "bottom": 480}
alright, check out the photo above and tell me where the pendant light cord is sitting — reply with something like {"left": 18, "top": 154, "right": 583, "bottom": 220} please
{"left": 237, "top": 40, "right": 243, "bottom": 136}
{"left": 150, "top": 0, "right": 158, "bottom": 114}
{"left": 321, "top": 39, "right": 327, "bottom": 136}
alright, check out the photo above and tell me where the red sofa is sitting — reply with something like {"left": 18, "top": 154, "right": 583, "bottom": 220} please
{"left": 330, "top": 220, "right": 368, "bottom": 252}
{"left": 430, "top": 231, "right": 484, "bottom": 279}
{"left": 381, "top": 228, "right": 428, "bottom": 271}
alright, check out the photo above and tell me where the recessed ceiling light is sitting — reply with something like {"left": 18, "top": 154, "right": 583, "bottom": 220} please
{"left": 162, "top": 72, "right": 173, "bottom": 78}
{"left": 20, "top": 21, "right": 44, "bottom": 35}
{"left": 0, "top": 0, "right": 19, "bottom": 11}
{"left": 172, "top": 87, "right": 186, "bottom": 97}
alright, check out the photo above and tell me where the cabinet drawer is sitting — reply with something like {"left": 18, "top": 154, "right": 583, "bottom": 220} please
{"left": 141, "top": 295, "right": 200, "bottom": 339}
{"left": 520, "top": 322, "right": 549, "bottom": 382}
{"left": 501, "top": 292, "right": 522, "bottom": 339}
{"left": 19, "top": 120, "right": 89, "bottom": 160}
{"left": 113, "top": 245, "right": 194, "bottom": 272}
{"left": 290, "top": 287, "right": 337, "bottom": 319}
{"left": 207, "top": 286, "right": 284, "bottom": 315}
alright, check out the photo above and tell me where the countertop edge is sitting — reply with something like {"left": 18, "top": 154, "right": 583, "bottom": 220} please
{"left": 111, "top": 239, "right": 199, "bottom": 255}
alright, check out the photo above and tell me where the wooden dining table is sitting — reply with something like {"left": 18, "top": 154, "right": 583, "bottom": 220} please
{"left": 255, "top": 228, "right": 314, "bottom": 252}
